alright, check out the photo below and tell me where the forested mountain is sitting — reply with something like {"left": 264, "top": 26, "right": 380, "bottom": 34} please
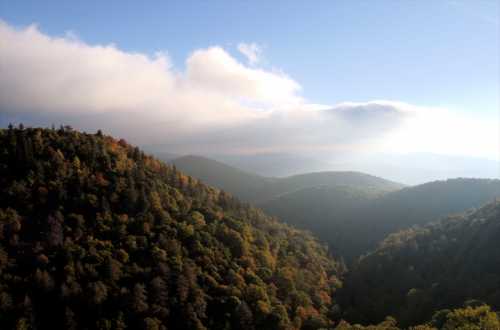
{"left": 171, "top": 155, "right": 403, "bottom": 204}
{"left": 170, "top": 154, "right": 500, "bottom": 261}
{"left": 339, "top": 201, "right": 500, "bottom": 327}
{"left": 260, "top": 185, "right": 379, "bottom": 259}
{"left": 264, "top": 172, "right": 403, "bottom": 202}
{"left": 171, "top": 155, "right": 274, "bottom": 202}
{"left": 262, "top": 178, "right": 500, "bottom": 260}
{"left": 0, "top": 126, "right": 343, "bottom": 329}
{"left": 1, "top": 126, "right": 500, "bottom": 329}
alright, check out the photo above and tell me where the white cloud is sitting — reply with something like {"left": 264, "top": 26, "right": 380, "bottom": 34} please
{"left": 0, "top": 21, "right": 496, "bottom": 160}
{"left": 377, "top": 105, "right": 499, "bottom": 160}
{"left": 186, "top": 46, "right": 301, "bottom": 106}
{"left": 237, "top": 42, "right": 262, "bottom": 65}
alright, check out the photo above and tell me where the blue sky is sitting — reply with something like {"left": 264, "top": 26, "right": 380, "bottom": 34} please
{"left": 1, "top": 0, "right": 497, "bottom": 113}
{"left": 0, "top": 0, "right": 498, "bottom": 162}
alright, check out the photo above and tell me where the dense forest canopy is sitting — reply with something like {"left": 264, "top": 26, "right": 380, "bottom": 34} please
{"left": 260, "top": 185, "right": 378, "bottom": 259}
{"left": 339, "top": 200, "right": 500, "bottom": 327}
{"left": 0, "top": 125, "right": 499, "bottom": 329}
{"left": 171, "top": 155, "right": 500, "bottom": 262}
{"left": 0, "top": 126, "right": 343, "bottom": 329}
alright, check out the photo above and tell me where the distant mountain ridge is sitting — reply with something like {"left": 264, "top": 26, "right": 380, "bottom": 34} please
{"left": 170, "top": 155, "right": 404, "bottom": 203}
{"left": 170, "top": 155, "right": 273, "bottom": 202}
{"left": 153, "top": 149, "right": 500, "bottom": 184}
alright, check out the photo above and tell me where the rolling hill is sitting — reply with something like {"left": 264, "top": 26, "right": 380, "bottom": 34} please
{"left": 0, "top": 127, "right": 342, "bottom": 329}
{"left": 262, "top": 178, "right": 500, "bottom": 260}
{"left": 171, "top": 155, "right": 500, "bottom": 261}
{"left": 263, "top": 171, "right": 403, "bottom": 200}
{"left": 171, "top": 155, "right": 274, "bottom": 202}
{"left": 171, "top": 155, "right": 403, "bottom": 204}
{"left": 339, "top": 200, "right": 500, "bottom": 327}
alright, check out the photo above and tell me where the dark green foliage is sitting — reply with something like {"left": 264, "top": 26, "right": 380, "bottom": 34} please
{"left": 428, "top": 304, "right": 500, "bottom": 329}
{"left": 0, "top": 127, "right": 342, "bottom": 329}
{"left": 339, "top": 201, "right": 500, "bottom": 327}
{"left": 343, "top": 179, "right": 500, "bottom": 258}
{"left": 334, "top": 305, "right": 500, "bottom": 329}
{"left": 260, "top": 185, "right": 382, "bottom": 259}
{"left": 262, "top": 178, "right": 500, "bottom": 261}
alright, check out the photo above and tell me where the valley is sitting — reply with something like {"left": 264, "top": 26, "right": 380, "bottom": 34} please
{"left": 172, "top": 154, "right": 500, "bottom": 261}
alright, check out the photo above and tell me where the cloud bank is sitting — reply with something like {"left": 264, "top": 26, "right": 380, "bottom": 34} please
{"left": 0, "top": 21, "right": 496, "bottom": 159}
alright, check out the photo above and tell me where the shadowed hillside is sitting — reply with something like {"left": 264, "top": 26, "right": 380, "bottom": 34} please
{"left": 262, "top": 178, "right": 500, "bottom": 260}
{"left": 171, "top": 155, "right": 274, "bottom": 202}
{"left": 339, "top": 200, "right": 500, "bottom": 327}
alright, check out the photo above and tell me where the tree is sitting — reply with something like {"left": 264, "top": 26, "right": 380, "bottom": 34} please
{"left": 150, "top": 276, "right": 168, "bottom": 306}
{"left": 34, "top": 269, "right": 54, "bottom": 291}
{"left": 47, "top": 212, "right": 64, "bottom": 246}
{"left": 88, "top": 281, "right": 108, "bottom": 305}
{"left": 131, "top": 283, "right": 149, "bottom": 314}
{"left": 233, "top": 301, "right": 254, "bottom": 330}
{"left": 65, "top": 307, "right": 78, "bottom": 330}
{"left": 438, "top": 306, "right": 500, "bottom": 330}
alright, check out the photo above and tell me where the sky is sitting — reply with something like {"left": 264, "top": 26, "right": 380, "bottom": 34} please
{"left": 0, "top": 0, "right": 499, "bottom": 163}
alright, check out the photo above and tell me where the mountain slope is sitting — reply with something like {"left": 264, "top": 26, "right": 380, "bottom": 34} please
{"left": 171, "top": 155, "right": 274, "bottom": 202}
{"left": 0, "top": 127, "right": 342, "bottom": 330}
{"left": 339, "top": 201, "right": 500, "bottom": 327}
{"left": 263, "top": 172, "right": 403, "bottom": 202}
{"left": 343, "top": 178, "right": 500, "bottom": 256}
{"left": 260, "top": 185, "right": 380, "bottom": 258}
{"left": 262, "top": 178, "right": 500, "bottom": 260}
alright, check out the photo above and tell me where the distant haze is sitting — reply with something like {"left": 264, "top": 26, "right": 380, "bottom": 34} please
{"left": 166, "top": 152, "right": 499, "bottom": 185}
{"left": 330, "top": 153, "right": 500, "bottom": 185}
